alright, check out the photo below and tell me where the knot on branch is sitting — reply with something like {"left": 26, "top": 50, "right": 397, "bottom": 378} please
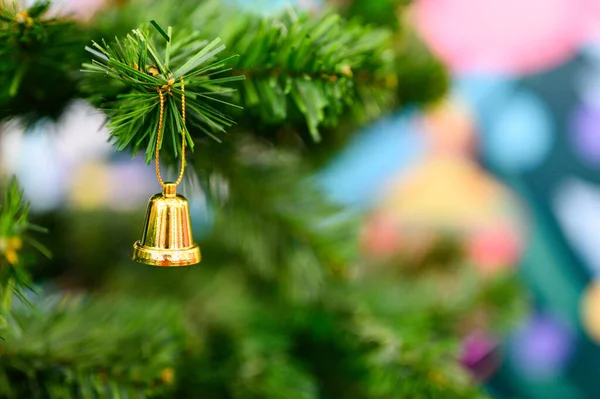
{"left": 159, "top": 76, "right": 176, "bottom": 96}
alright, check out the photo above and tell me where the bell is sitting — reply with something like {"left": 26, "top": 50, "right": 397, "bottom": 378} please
{"left": 132, "top": 183, "right": 201, "bottom": 266}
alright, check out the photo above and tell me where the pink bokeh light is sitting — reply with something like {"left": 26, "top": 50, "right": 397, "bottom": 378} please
{"left": 413, "top": 0, "right": 599, "bottom": 74}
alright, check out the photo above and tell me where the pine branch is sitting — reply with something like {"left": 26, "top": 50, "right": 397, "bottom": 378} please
{"left": 82, "top": 23, "right": 244, "bottom": 163}
{"left": 84, "top": 1, "right": 411, "bottom": 143}
{"left": 184, "top": 138, "right": 358, "bottom": 303}
{"left": 0, "top": 177, "right": 48, "bottom": 318}
{"left": 394, "top": 29, "right": 449, "bottom": 108}
{"left": 1, "top": 0, "right": 447, "bottom": 149}
{"left": 188, "top": 3, "right": 398, "bottom": 141}
{"left": 0, "top": 1, "right": 86, "bottom": 123}
{"left": 0, "top": 293, "right": 182, "bottom": 399}
{"left": 337, "top": 0, "right": 412, "bottom": 28}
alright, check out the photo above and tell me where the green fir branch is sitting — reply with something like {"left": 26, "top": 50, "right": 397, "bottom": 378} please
{"left": 0, "top": 178, "right": 47, "bottom": 318}
{"left": 82, "top": 23, "right": 244, "bottom": 163}
{"left": 0, "top": 0, "right": 86, "bottom": 122}
{"left": 0, "top": 294, "right": 182, "bottom": 399}
{"left": 189, "top": 3, "right": 398, "bottom": 141}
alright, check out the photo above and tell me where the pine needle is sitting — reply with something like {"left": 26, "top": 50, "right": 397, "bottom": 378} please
{"left": 83, "top": 23, "right": 242, "bottom": 162}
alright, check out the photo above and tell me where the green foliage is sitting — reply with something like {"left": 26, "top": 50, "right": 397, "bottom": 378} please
{"left": 97, "top": 140, "right": 522, "bottom": 399}
{"left": 337, "top": 0, "right": 411, "bottom": 28}
{"left": 0, "top": 294, "right": 183, "bottom": 398}
{"left": 0, "top": 178, "right": 31, "bottom": 246}
{"left": 0, "top": 0, "right": 448, "bottom": 147}
{"left": 335, "top": 0, "right": 450, "bottom": 107}
{"left": 394, "top": 31, "right": 449, "bottom": 107}
{"left": 83, "top": 0, "right": 448, "bottom": 147}
{"left": 0, "top": 140, "right": 525, "bottom": 398}
{"left": 0, "top": 1, "right": 85, "bottom": 122}
{"left": 0, "top": 178, "right": 47, "bottom": 321}
{"left": 0, "top": 1, "right": 521, "bottom": 398}
{"left": 83, "top": 23, "right": 244, "bottom": 162}
{"left": 203, "top": 139, "right": 357, "bottom": 299}
{"left": 190, "top": 4, "right": 398, "bottom": 141}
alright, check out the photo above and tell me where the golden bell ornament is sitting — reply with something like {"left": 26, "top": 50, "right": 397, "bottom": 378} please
{"left": 130, "top": 77, "right": 201, "bottom": 266}
{"left": 132, "top": 183, "right": 201, "bottom": 266}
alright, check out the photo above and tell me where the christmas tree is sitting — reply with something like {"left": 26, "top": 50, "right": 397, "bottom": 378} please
{"left": 0, "top": 0, "right": 523, "bottom": 398}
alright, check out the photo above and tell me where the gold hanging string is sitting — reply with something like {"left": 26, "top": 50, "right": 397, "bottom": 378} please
{"left": 155, "top": 77, "right": 186, "bottom": 188}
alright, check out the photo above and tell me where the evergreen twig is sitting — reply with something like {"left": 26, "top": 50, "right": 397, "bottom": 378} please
{"left": 0, "top": 0, "right": 86, "bottom": 122}
{"left": 0, "top": 178, "right": 47, "bottom": 319}
{"left": 190, "top": 3, "right": 398, "bottom": 141}
{"left": 82, "top": 23, "right": 244, "bottom": 163}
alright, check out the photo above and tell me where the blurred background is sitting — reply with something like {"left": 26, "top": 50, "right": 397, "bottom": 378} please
{"left": 3, "top": 0, "right": 600, "bottom": 398}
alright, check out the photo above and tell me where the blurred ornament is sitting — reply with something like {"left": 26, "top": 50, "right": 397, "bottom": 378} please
{"left": 55, "top": 101, "right": 111, "bottom": 168}
{"left": 460, "top": 330, "right": 502, "bottom": 381}
{"left": 381, "top": 157, "right": 520, "bottom": 229}
{"left": 1, "top": 101, "right": 114, "bottom": 212}
{"left": 421, "top": 98, "right": 476, "bottom": 156}
{"left": 56, "top": 0, "right": 110, "bottom": 20}
{"left": 554, "top": 178, "right": 600, "bottom": 276}
{"left": 575, "top": 45, "right": 600, "bottom": 107}
{"left": 109, "top": 160, "right": 157, "bottom": 211}
{"left": 454, "top": 75, "right": 516, "bottom": 132}
{"left": 466, "top": 224, "right": 523, "bottom": 274}
{"left": 581, "top": 280, "right": 600, "bottom": 343}
{"left": 5, "top": 123, "right": 66, "bottom": 212}
{"left": 69, "top": 156, "right": 156, "bottom": 211}
{"left": 319, "top": 112, "right": 426, "bottom": 207}
{"left": 361, "top": 214, "right": 401, "bottom": 257}
{"left": 509, "top": 313, "right": 574, "bottom": 379}
{"left": 232, "top": 0, "right": 322, "bottom": 12}
{"left": 413, "top": 0, "right": 589, "bottom": 74}
{"left": 0, "top": 121, "right": 24, "bottom": 177}
{"left": 570, "top": 103, "right": 600, "bottom": 167}
{"left": 363, "top": 156, "right": 525, "bottom": 271}
{"left": 583, "top": 2, "right": 600, "bottom": 40}
{"left": 483, "top": 90, "right": 554, "bottom": 173}
{"left": 69, "top": 161, "right": 112, "bottom": 210}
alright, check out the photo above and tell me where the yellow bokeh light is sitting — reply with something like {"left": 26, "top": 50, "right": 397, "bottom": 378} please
{"left": 581, "top": 280, "right": 600, "bottom": 343}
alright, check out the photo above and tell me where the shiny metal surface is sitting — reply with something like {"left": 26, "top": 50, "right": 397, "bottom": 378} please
{"left": 132, "top": 184, "right": 201, "bottom": 266}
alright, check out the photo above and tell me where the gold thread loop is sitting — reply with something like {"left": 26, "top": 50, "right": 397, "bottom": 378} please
{"left": 155, "top": 77, "right": 186, "bottom": 189}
